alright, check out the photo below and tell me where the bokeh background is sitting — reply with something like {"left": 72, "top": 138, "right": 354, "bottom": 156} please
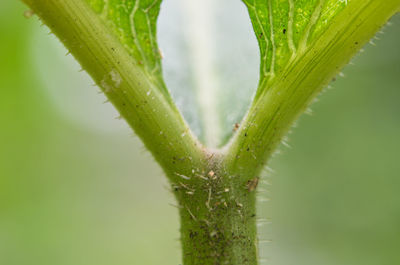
{"left": 1, "top": 1, "right": 400, "bottom": 265}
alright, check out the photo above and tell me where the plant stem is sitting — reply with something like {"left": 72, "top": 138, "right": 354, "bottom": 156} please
{"left": 225, "top": 0, "right": 400, "bottom": 176}
{"left": 169, "top": 155, "right": 259, "bottom": 265}
{"left": 22, "top": 3, "right": 260, "bottom": 262}
{"left": 22, "top": 0, "right": 205, "bottom": 180}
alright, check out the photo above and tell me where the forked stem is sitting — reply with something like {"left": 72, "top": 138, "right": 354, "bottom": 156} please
{"left": 21, "top": 0, "right": 400, "bottom": 264}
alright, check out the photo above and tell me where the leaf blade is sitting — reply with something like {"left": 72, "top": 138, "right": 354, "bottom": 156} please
{"left": 244, "top": 0, "right": 352, "bottom": 98}
{"left": 86, "top": 0, "right": 169, "bottom": 96}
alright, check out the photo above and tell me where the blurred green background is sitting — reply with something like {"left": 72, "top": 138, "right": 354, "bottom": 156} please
{"left": 1, "top": 1, "right": 400, "bottom": 265}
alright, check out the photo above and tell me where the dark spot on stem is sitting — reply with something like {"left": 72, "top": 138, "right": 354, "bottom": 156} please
{"left": 246, "top": 177, "right": 259, "bottom": 192}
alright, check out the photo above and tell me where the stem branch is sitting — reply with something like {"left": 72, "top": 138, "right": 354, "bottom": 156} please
{"left": 225, "top": 0, "right": 400, "bottom": 177}
{"left": 22, "top": 0, "right": 206, "bottom": 178}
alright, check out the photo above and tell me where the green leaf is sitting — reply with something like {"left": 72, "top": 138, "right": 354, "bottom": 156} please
{"left": 243, "top": 0, "right": 348, "bottom": 98}
{"left": 86, "top": 0, "right": 168, "bottom": 96}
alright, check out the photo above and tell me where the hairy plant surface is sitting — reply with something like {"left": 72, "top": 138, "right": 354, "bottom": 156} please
{"left": 20, "top": 0, "right": 400, "bottom": 264}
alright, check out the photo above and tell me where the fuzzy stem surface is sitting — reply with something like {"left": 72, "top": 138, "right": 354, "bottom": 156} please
{"left": 169, "top": 157, "right": 259, "bottom": 265}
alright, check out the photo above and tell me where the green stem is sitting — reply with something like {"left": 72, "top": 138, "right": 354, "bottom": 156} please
{"left": 170, "top": 156, "right": 259, "bottom": 265}
{"left": 22, "top": 0, "right": 206, "bottom": 181}
{"left": 225, "top": 0, "right": 400, "bottom": 176}
{"left": 21, "top": 1, "right": 261, "bottom": 263}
